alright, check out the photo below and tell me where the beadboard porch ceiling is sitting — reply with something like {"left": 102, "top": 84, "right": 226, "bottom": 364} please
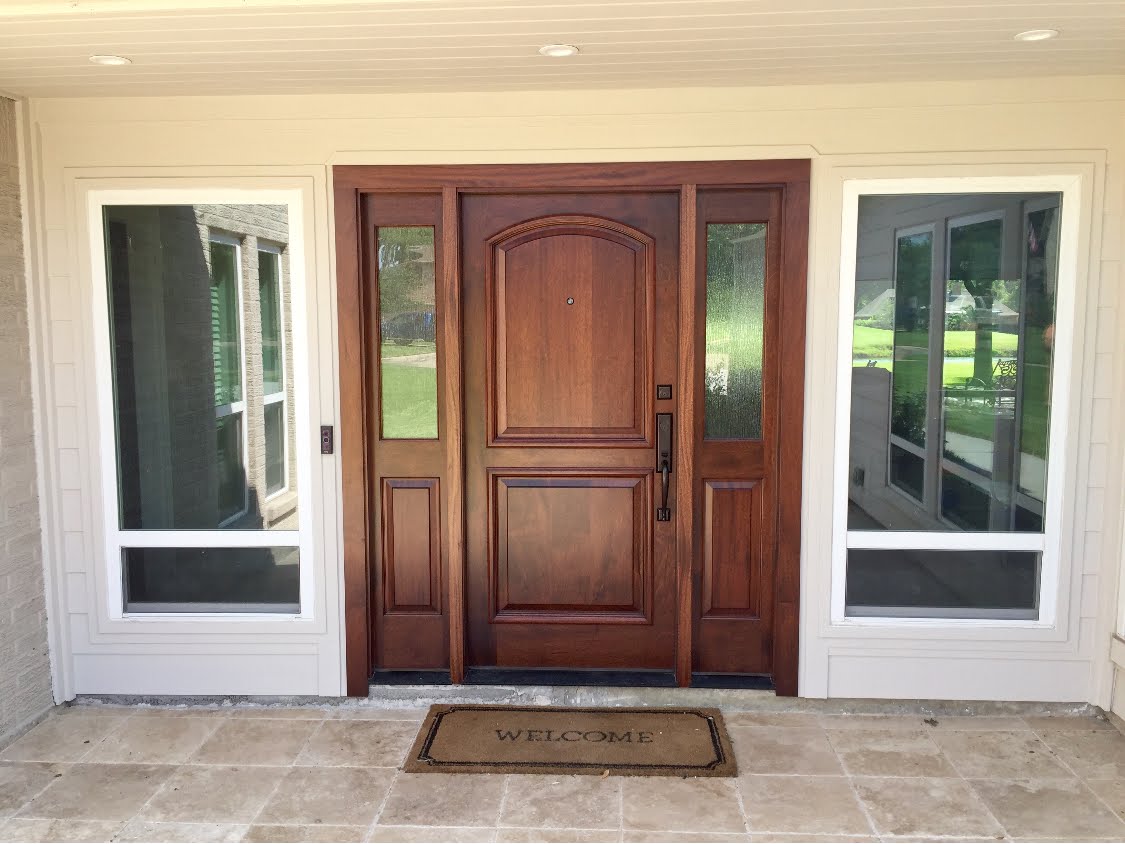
{"left": 0, "top": 0, "right": 1121, "bottom": 97}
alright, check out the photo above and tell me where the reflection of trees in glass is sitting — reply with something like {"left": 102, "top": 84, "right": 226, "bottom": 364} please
{"left": 891, "top": 232, "right": 931, "bottom": 447}
{"left": 377, "top": 227, "right": 438, "bottom": 439}
{"left": 948, "top": 218, "right": 1002, "bottom": 384}
{"left": 704, "top": 223, "right": 765, "bottom": 439}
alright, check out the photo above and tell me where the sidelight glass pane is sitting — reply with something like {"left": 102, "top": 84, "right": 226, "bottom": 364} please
{"left": 123, "top": 546, "right": 300, "bottom": 612}
{"left": 378, "top": 226, "right": 438, "bottom": 439}
{"left": 845, "top": 548, "right": 1039, "bottom": 618}
{"left": 704, "top": 223, "right": 766, "bottom": 440}
{"left": 103, "top": 204, "right": 296, "bottom": 530}
{"left": 847, "top": 194, "right": 1060, "bottom": 533}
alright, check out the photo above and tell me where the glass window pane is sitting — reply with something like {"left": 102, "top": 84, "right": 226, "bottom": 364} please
{"left": 264, "top": 401, "right": 285, "bottom": 497}
{"left": 889, "top": 230, "right": 932, "bottom": 500}
{"left": 845, "top": 548, "right": 1039, "bottom": 618}
{"left": 847, "top": 194, "right": 1060, "bottom": 533}
{"left": 378, "top": 226, "right": 438, "bottom": 439}
{"left": 210, "top": 241, "right": 242, "bottom": 408}
{"left": 259, "top": 249, "right": 283, "bottom": 396}
{"left": 104, "top": 205, "right": 295, "bottom": 530}
{"left": 704, "top": 223, "right": 766, "bottom": 440}
{"left": 216, "top": 412, "right": 245, "bottom": 523}
{"left": 123, "top": 546, "right": 300, "bottom": 612}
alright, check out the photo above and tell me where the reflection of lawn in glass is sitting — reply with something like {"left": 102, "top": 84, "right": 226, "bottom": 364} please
{"left": 380, "top": 340, "right": 437, "bottom": 439}
{"left": 857, "top": 357, "right": 1049, "bottom": 458}
{"left": 852, "top": 326, "right": 1018, "bottom": 359}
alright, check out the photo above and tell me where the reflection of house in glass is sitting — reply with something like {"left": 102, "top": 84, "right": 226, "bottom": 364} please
{"left": 104, "top": 205, "right": 298, "bottom": 610}
{"left": 846, "top": 193, "right": 1060, "bottom": 618}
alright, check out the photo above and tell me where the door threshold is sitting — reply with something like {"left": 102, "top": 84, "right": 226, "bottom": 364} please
{"left": 465, "top": 668, "right": 677, "bottom": 688}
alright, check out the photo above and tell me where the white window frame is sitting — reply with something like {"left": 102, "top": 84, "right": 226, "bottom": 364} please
{"left": 257, "top": 243, "right": 289, "bottom": 501}
{"left": 208, "top": 232, "right": 250, "bottom": 526}
{"left": 833, "top": 176, "right": 1082, "bottom": 629}
{"left": 87, "top": 188, "right": 314, "bottom": 623}
{"left": 885, "top": 222, "right": 938, "bottom": 508}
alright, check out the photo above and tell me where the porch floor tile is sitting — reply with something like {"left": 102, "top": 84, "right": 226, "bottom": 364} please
{"left": 0, "top": 704, "right": 1122, "bottom": 842}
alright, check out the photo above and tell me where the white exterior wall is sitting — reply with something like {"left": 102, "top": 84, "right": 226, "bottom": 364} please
{"left": 19, "top": 75, "right": 1125, "bottom": 704}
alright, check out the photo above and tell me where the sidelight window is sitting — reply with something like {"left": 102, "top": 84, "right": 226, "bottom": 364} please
{"left": 839, "top": 185, "right": 1073, "bottom": 621}
{"left": 376, "top": 226, "right": 438, "bottom": 439}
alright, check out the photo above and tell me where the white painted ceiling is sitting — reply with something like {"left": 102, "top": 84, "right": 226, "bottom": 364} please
{"left": 0, "top": 0, "right": 1121, "bottom": 97}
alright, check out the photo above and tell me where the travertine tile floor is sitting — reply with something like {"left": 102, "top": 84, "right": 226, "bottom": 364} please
{"left": 1, "top": 705, "right": 1124, "bottom": 842}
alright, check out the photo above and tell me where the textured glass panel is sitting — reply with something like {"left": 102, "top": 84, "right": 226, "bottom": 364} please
{"left": 378, "top": 226, "right": 438, "bottom": 439}
{"left": 103, "top": 204, "right": 294, "bottom": 529}
{"left": 704, "top": 223, "right": 766, "bottom": 440}
{"left": 123, "top": 546, "right": 300, "bottom": 612}
{"left": 264, "top": 401, "right": 285, "bottom": 496}
{"left": 259, "top": 250, "right": 283, "bottom": 396}
{"left": 846, "top": 548, "right": 1038, "bottom": 618}
{"left": 847, "top": 193, "right": 1060, "bottom": 533}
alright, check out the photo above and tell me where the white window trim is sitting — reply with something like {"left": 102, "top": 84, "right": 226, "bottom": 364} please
{"left": 258, "top": 243, "right": 289, "bottom": 502}
{"left": 208, "top": 232, "right": 250, "bottom": 528}
{"left": 832, "top": 175, "right": 1083, "bottom": 629}
{"left": 86, "top": 187, "right": 317, "bottom": 625}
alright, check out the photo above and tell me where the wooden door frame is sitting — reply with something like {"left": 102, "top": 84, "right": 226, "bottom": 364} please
{"left": 334, "top": 160, "right": 810, "bottom": 697}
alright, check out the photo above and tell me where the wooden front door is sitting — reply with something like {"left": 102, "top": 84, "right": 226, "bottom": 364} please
{"left": 461, "top": 192, "right": 679, "bottom": 672}
{"left": 335, "top": 162, "right": 809, "bottom": 695}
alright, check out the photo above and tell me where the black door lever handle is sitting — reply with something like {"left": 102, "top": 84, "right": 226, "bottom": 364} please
{"left": 656, "top": 412, "right": 673, "bottom": 522}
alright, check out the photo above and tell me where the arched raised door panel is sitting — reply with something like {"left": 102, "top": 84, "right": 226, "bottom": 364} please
{"left": 486, "top": 215, "right": 655, "bottom": 447}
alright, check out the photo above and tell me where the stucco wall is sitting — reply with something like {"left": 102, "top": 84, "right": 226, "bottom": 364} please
{"left": 0, "top": 97, "right": 52, "bottom": 740}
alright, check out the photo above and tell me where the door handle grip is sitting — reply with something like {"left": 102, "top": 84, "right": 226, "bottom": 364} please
{"left": 658, "top": 459, "right": 671, "bottom": 522}
{"left": 656, "top": 412, "right": 672, "bottom": 522}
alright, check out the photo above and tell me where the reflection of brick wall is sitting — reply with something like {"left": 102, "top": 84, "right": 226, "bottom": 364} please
{"left": 0, "top": 97, "right": 53, "bottom": 741}
{"left": 195, "top": 205, "right": 295, "bottom": 530}
{"left": 106, "top": 203, "right": 294, "bottom": 532}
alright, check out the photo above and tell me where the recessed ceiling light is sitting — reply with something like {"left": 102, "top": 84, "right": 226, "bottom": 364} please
{"left": 1014, "top": 29, "right": 1059, "bottom": 42}
{"left": 538, "top": 44, "right": 580, "bottom": 58}
{"left": 89, "top": 54, "right": 132, "bottom": 66}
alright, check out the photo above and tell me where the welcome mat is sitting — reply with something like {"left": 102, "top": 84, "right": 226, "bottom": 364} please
{"left": 404, "top": 705, "right": 736, "bottom": 776}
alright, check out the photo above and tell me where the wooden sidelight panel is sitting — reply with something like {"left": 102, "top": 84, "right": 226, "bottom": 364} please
{"left": 702, "top": 480, "right": 766, "bottom": 618}
{"left": 382, "top": 478, "right": 441, "bottom": 614}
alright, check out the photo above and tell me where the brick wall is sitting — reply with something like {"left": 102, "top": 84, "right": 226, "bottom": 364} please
{"left": 0, "top": 97, "right": 52, "bottom": 740}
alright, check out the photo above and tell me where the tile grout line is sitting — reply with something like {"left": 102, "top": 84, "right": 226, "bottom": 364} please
{"left": 494, "top": 772, "right": 512, "bottom": 830}
{"left": 926, "top": 730, "right": 1011, "bottom": 841}
{"left": 361, "top": 767, "right": 401, "bottom": 842}
{"left": 109, "top": 717, "right": 231, "bottom": 843}
{"left": 824, "top": 730, "right": 882, "bottom": 839}
{"left": 241, "top": 715, "right": 327, "bottom": 837}
{"left": 1028, "top": 726, "right": 1125, "bottom": 831}
{"left": 728, "top": 770, "right": 754, "bottom": 836}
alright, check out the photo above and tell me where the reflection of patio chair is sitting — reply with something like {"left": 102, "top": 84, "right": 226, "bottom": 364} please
{"left": 993, "top": 358, "right": 1018, "bottom": 390}
{"left": 992, "top": 359, "right": 1018, "bottom": 411}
